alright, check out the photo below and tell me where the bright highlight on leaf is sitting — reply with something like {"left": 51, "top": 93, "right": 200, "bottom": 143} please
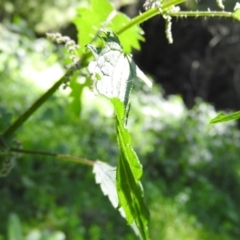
{"left": 87, "top": 31, "right": 151, "bottom": 107}
{"left": 210, "top": 111, "right": 240, "bottom": 124}
{"left": 87, "top": 33, "right": 133, "bottom": 106}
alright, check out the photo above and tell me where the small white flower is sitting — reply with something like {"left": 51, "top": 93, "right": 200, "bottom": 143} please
{"left": 143, "top": 0, "right": 161, "bottom": 10}
{"left": 171, "top": 6, "right": 181, "bottom": 12}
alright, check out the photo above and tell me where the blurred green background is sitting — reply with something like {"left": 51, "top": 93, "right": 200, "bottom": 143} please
{"left": 1, "top": 0, "right": 240, "bottom": 239}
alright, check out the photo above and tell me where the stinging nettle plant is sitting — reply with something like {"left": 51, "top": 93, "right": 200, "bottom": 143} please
{"left": 1, "top": 0, "right": 240, "bottom": 239}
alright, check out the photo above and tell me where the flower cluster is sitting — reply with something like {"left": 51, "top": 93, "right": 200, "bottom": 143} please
{"left": 143, "top": 0, "right": 161, "bottom": 10}
{"left": 46, "top": 32, "right": 80, "bottom": 67}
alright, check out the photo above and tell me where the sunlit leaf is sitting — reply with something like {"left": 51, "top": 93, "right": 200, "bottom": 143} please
{"left": 210, "top": 111, "right": 240, "bottom": 124}
{"left": 93, "top": 160, "right": 147, "bottom": 239}
{"left": 93, "top": 160, "right": 118, "bottom": 208}
{"left": 74, "top": 0, "right": 144, "bottom": 54}
{"left": 111, "top": 98, "right": 143, "bottom": 179}
{"left": 74, "top": 0, "right": 112, "bottom": 55}
{"left": 113, "top": 98, "right": 150, "bottom": 240}
{"left": 88, "top": 31, "right": 150, "bottom": 240}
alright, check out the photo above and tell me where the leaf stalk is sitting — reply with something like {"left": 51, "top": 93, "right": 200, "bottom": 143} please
{"left": 10, "top": 147, "right": 95, "bottom": 166}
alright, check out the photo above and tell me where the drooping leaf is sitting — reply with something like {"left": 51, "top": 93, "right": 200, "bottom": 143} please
{"left": 111, "top": 98, "right": 143, "bottom": 179}
{"left": 93, "top": 160, "right": 118, "bottom": 208}
{"left": 210, "top": 111, "right": 240, "bottom": 124}
{"left": 113, "top": 98, "right": 150, "bottom": 240}
{"left": 88, "top": 31, "right": 150, "bottom": 240}
{"left": 74, "top": 0, "right": 112, "bottom": 55}
{"left": 74, "top": 0, "right": 144, "bottom": 53}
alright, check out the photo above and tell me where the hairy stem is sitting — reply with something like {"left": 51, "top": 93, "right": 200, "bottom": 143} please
{"left": 10, "top": 147, "right": 94, "bottom": 166}
{"left": 169, "top": 11, "right": 232, "bottom": 18}
{"left": 116, "top": 0, "right": 185, "bottom": 35}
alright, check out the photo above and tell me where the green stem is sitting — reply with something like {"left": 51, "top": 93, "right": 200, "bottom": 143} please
{"left": 1, "top": 68, "right": 73, "bottom": 142}
{"left": 116, "top": 0, "right": 185, "bottom": 35}
{"left": 10, "top": 147, "right": 94, "bottom": 166}
{"left": 169, "top": 11, "right": 232, "bottom": 18}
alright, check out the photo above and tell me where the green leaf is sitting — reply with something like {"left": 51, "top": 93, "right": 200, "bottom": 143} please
{"left": 87, "top": 33, "right": 132, "bottom": 107}
{"left": 93, "top": 160, "right": 148, "bottom": 239}
{"left": 8, "top": 213, "right": 22, "bottom": 240}
{"left": 110, "top": 13, "right": 144, "bottom": 53}
{"left": 93, "top": 160, "right": 119, "bottom": 208}
{"left": 111, "top": 98, "right": 143, "bottom": 179}
{"left": 74, "top": 0, "right": 112, "bottom": 55}
{"left": 210, "top": 111, "right": 240, "bottom": 123}
{"left": 113, "top": 98, "right": 150, "bottom": 240}
{"left": 88, "top": 32, "right": 150, "bottom": 239}
{"left": 74, "top": 0, "right": 144, "bottom": 54}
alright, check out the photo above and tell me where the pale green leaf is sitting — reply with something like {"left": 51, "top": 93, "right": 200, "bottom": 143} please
{"left": 93, "top": 160, "right": 118, "bottom": 208}
{"left": 87, "top": 32, "right": 133, "bottom": 107}
{"left": 87, "top": 31, "right": 151, "bottom": 107}
{"left": 93, "top": 160, "right": 145, "bottom": 239}
{"left": 210, "top": 111, "right": 240, "bottom": 124}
